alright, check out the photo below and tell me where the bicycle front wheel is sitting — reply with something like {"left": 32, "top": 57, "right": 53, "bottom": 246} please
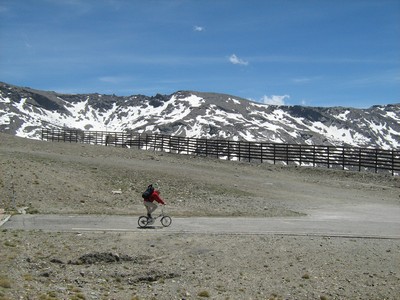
{"left": 161, "top": 216, "right": 172, "bottom": 227}
{"left": 138, "top": 216, "right": 149, "bottom": 228}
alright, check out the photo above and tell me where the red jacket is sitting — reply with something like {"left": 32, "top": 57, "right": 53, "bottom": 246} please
{"left": 147, "top": 190, "right": 165, "bottom": 205}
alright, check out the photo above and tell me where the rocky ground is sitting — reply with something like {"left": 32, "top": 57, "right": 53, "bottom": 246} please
{"left": 0, "top": 133, "right": 399, "bottom": 299}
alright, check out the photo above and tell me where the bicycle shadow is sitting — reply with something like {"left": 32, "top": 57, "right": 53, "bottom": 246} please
{"left": 137, "top": 226, "right": 164, "bottom": 230}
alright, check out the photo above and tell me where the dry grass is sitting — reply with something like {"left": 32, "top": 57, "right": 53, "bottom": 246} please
{"left": 0, "top": 276, "right": 11, "bottom": 289}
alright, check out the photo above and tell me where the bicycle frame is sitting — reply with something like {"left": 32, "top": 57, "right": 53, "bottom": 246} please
{"left": 138, "top": 206, "right": 172, "bottom": 228}
{"left": 152, "top": 207, "right": 166, "bottom": 220}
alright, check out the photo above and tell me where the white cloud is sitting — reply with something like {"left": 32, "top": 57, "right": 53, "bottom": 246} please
{"left": 229, "top": 54, "right": 248, "bottom": 66}
{"left": 292, "top": 76, "right": 322, "bottom": 84}
{"left": 194, "top": 26, "right": 204, "bottom": 32}
{"left": 98, "top": 76, "right": 135, "bottom": 84}
{"left": 261, "top": 95, "right": 290, "bottom": 106}
{"left": 292, "top": 77, "right": 312, "bottom": 83}
{"left": 0, "top": 5, "right": 8, "bottom": 13}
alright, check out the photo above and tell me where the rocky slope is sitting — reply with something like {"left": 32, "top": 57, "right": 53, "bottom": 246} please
{"left": 1, "top": 81, "right": 399, "bottom": 149}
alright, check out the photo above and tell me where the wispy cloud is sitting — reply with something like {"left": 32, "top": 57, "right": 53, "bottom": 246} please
{"left": 261, "top": 95, "right": 289, "bottom": 106}
{"left": 46, "top": 0, "right": 93, "bottom": 16}
{"left": 98, "top": 76, "right": 135, "bottom": 84}
{"left": 193, "top": 25, "right": 205, "bottom": 32}
{"left": 251, "top": 55, "right": 398, "bottom": 64}
{"left": 346, "top": 70, "right": 400, "bottom": 86}
{"left": 229, "top": 54, "right": 248, "bottom": 66}
{"left": 0, "top": 5, "right": 8, "bottom": 13}
{"left": 301, "top": 99, "right": 308, "bottom": 106}
{"left": 292, "top": 77, "right": 312, "bottom": 84}
{"left": 291, "top": 76, "right": 322, "bottom": 84}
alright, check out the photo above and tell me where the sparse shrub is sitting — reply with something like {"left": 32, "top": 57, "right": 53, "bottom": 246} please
{"left": 4, "top": 241, "right": 16, "bottom": 247}
{"left": 0, "top": 275, "right": 11, "bottom": 288}
{"left": 47, "top": 291, "right": 57, "bottom": 298}
{"left": 26, "top": 207, "right": 39, "bottom": 214}
{"left": 302, "top": 273, "right": 310, "bottom": 279}
{"left": 268, "top": 294, "right": 283, "bottom": 300}
{"left": 198, "top": 290, "right": 210, "bottom": 298}
{"left": 70, "top": 293, "right": 86, "bottom": 300}
{"left": 23, "top": 274, "right": 33, "bottom": 281}
{"left": 38, "top": 292, "right": 58, "bottom": 300}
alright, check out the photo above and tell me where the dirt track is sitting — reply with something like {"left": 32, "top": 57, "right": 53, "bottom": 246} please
{"left": 0, "top": 133, "right": 400, "bottom": 299}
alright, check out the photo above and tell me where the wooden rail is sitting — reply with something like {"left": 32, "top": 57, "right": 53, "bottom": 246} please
{"left": 41, "top": 129, "right": 400, "bottom": 175}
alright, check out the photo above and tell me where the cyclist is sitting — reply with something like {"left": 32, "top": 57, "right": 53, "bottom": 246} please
{"left": 143, "top": 184, "right": 166, "bottom": 223}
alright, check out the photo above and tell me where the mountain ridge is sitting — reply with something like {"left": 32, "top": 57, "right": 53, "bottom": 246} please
{"left": 1, "top": 81, "right": 399, "bottom": 149}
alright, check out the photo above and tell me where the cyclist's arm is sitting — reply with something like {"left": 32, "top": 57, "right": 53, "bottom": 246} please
{"left": 153, "top": 193, "right": 166, "bottom": 205}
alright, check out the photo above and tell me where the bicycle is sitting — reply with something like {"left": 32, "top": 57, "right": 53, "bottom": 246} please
{"left": 138, "top": 206, "right": 172, "bottom": 228}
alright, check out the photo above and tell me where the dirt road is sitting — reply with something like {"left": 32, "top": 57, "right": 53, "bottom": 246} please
{"left": 3, "top": 203, "right": 400, "bottom": 238}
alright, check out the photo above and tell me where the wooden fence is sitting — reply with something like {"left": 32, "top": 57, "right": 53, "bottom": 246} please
{"left": 41, "top": 128, "right": 400, "bottom": 175}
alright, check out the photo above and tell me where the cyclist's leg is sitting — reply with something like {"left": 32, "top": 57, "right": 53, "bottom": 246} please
{"left": 144, "top": 201, "right": 154, "bottom": 217}
{"left": 146, "top": 206, "right": 151, "bottom": 218}
{"left": 149, "top": 202, "right": 158, "bottom": 217}
{"left": 144, "top": 201, "right": 157, "bottom": 218}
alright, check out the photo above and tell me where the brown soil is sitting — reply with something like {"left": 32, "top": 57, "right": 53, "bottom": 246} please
{"left": 0, "top": 133, "right": 399, "bottom": 299}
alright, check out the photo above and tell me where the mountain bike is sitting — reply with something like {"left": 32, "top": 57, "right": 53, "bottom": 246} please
{"left": 138, "top": 206, "right": 172, "bottom": 228}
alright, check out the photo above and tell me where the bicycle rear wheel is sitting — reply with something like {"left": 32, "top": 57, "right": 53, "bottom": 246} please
{"left": 161, "top": 216, "right": 172, "bottom": 227}
{"left": 138, "top": 216, "right": 149, "bottom": 228}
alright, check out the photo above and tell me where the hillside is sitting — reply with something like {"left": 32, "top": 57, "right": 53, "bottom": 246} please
{"left": 1, "top": 132, "right": 398, "bottom": 217}
{"left": 1, "top": 81, "right": 399, "bottom": 149}
{"left": 1, "top": 133, "right": 399, "bottom": 299}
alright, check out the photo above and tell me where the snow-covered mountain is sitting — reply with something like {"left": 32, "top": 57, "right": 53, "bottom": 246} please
{"left": 1, "top": 81, "right": 399, "bottom": 149}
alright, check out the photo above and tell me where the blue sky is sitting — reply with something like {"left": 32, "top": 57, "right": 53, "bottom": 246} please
{"left": 0, "top": 0, "right": 399, "bottom": 108}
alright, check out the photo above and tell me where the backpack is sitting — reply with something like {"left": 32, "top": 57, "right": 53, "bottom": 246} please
{"left": 142, "top": 185, "right": 154, "bottom": 200}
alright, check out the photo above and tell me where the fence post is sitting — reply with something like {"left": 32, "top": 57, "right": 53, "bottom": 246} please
{"left": 327, "top": 146, "right": 330, "bottom": 168}
{"left": 286, "top": 144, "right": 289, "bottom": 165}
{"left": 248, "top": 142, "right": 251, "bottom": 162}
{"left": 392, "top": 150, "right": 395, "bottom": 176}
{"left": 299, "top": 145, "right": 302, "bottom": 166}
{"left": 238, "top": 141, "right": 241, "bottom": 161}
{"left": 375, "top": 149, "right": 378, "bottom": 173}
{"left": 342, "top": 147, "right": 345, "bottom": 170}
{"left": 313, "top": 145, "right": 316, "bottom": 167}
